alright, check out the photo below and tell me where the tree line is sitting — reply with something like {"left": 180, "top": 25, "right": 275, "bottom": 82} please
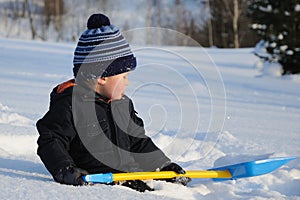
{"left": 1, "top": 0, "right": 259, "bottom": 47}
{"left": 1, "top": 0, "right": 299, "bottom": 74}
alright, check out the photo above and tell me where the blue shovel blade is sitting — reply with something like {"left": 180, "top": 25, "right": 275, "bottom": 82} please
{"left": 211, "top": 157, "right": 296, "bottom": 181}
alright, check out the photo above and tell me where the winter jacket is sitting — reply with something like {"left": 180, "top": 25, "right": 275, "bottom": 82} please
{"left": 36, "top": 79, "right": 170, "bottom": 178}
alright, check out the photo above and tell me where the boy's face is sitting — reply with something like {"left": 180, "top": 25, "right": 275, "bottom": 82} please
{"left": 98, "top": 72, "right": 130, "bottom": 101}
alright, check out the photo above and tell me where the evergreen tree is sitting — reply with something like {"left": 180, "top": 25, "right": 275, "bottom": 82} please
{"left": 248, "top": 0, "right": 300, "bottom": 74}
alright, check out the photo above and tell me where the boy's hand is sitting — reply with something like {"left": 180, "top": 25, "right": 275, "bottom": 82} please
{"left": 120, "top": 180, "right": 154, "bottom": 192}
{"left": 161, "top": 162, "right": 186, "bottom": 174}
{"left": 54, "top": 165, "right": 89, "bottom": 186}
{"left": 160, "top": 162, "right": 191, "bottom": 186}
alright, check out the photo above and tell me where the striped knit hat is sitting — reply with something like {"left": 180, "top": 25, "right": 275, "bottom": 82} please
{"left": 73, "top": 13, "right": 136, "bottom": 79}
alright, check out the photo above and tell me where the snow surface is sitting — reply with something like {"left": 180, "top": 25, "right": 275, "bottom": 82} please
{"left": 0, "top": 38, "right": 299, "bottom": 199}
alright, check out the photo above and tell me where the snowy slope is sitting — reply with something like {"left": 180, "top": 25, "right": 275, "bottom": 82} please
{"left": 0, "top": 38, "right": 299, "bottom": 199}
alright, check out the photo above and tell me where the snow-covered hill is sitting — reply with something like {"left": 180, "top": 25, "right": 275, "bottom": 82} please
{"left": 0, "top": 38, "right": 299, "bottom": 199}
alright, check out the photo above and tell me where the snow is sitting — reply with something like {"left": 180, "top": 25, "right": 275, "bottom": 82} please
{"left": 259, "top": 5, "right": 273, "bottom": 13}
{"left": 0, "top": 37, "right": 300, "bottom": 199}
{"left": 286, "top": 50, "right": 294, "bottom": 56}
{"left": 280, "top": 45, "right": 288, "bottom": 51}
{"left": 278, "top": 34, "right": 284, "bottom": 40}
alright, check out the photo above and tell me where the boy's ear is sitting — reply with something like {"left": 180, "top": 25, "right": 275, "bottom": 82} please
{"left": 97, "top": 77, "right": 106, "bottom": 85}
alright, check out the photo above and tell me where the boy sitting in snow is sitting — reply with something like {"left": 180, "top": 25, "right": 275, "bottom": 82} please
{"left": 36, "top": 13, "right": 190, "bottom": 192}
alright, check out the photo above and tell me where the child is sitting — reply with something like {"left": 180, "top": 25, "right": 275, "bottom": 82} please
{"left": 36, "top": 13, "right": 190, "bottom": 192}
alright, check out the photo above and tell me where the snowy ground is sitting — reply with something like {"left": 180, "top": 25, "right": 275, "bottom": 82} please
{"left": 0, "top": 38, "right": 299, "bottom": 199}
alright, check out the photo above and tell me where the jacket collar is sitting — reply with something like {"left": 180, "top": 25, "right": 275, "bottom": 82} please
{"left": 55, "top": 79, "right": 128, "bottom": 105}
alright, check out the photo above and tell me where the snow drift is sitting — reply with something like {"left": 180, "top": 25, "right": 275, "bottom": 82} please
{"left": 0, "top": 38, "right": 299, "bottom": 199}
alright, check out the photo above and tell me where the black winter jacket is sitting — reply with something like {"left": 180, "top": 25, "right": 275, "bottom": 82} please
{"left": 36, "top": 80, "right": 170, "bottom": 178}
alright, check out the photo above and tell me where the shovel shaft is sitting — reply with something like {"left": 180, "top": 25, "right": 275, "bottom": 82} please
{"left": 113, "top": 170, "right": 232, "bottom": 181}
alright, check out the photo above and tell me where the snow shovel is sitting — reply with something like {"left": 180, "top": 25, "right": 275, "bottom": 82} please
{"left": 82, "top": 157, "right": 296, "bottom": 184}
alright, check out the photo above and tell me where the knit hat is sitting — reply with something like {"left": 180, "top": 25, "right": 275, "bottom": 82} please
{"left": 73, "top": 13, "right": 136, "bottom": 79}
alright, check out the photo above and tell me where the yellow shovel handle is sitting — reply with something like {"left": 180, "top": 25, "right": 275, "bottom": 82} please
{"left": 113, "top": 170, "right": 232, "bottom": 181}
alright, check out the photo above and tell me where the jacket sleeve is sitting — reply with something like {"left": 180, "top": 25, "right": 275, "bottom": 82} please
{"left": 127, "top": 100, "right": 170, "bottom": 171}
{"left": 36, "top": 98, "right": 76, "bottom": 177}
